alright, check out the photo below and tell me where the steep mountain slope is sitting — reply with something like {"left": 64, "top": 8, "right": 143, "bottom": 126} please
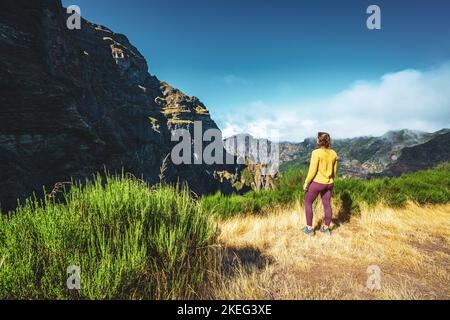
{"left": 381, "top": 132, "right": 450, "bottom": 176}
{"left": 0, "top": 0, "right": 236, "bottom": 211}
{"left": 280, "top": 129, "right": 450, "bottom": 177}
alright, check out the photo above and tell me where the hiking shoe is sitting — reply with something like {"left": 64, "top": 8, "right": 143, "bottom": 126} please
{"left": 320, "top": 227, "right": 331, "bottom": 235}
{"left": 301, "top": 227, "right": 315, "bottom": 236}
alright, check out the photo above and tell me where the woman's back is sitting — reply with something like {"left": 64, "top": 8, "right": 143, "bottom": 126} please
{"left": 302, "top": 132, "right": 338, "bottom": 234}
{"left": 305, "top": 148, "right": 338, "bottom": 185}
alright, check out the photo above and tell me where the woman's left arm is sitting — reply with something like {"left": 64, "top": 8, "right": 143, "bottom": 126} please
{"left": 304, "top": 151, "right": 319, "bottom": 190}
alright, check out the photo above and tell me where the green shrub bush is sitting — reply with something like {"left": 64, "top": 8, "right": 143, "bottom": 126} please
{"left": 0, "top": 174, "right": 213, "bottom": 300}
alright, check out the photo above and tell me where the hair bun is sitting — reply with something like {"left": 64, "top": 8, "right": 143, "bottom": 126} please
{"left": 318, "top": 132, "right": 331, "bottom": 148}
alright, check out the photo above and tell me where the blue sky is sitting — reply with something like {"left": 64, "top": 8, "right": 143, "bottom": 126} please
{"left": 62, "top": 0, "right": 450, "bottom": 141}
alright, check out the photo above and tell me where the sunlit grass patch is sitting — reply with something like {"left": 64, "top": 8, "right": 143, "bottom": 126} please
{"left": 0, "top": 174, "right": 214, "bottom": 300}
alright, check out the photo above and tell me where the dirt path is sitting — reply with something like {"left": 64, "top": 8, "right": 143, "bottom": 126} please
{"left": 203, "top": 203, "right": 450, "bottom": 300}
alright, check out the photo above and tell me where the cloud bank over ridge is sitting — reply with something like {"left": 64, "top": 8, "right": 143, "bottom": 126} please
{"left": 219, "top": 62, "right": 450, "bottom": 142}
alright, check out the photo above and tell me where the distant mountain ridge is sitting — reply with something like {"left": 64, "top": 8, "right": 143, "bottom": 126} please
{"left": 276, "top": 129, "right": 449, "bottom": 177}
{"left": 380, "top": 131, "right": 450, "bottom": 177}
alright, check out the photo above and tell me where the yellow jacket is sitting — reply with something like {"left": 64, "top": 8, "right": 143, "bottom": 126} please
{"left": 305, "top": 148, "right": 338, "bottom": 185}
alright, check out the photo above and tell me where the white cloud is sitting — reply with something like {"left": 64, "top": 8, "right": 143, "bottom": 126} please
{"left": 219, "top": 62, "right": 450, "bottom": 142}
{"left": 221, "top": 74, "right": 252, "bottom": 87}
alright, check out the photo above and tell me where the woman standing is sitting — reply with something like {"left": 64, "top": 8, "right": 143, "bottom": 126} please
{"left": 302, "top": 132, "right": 338, "bottom": 236}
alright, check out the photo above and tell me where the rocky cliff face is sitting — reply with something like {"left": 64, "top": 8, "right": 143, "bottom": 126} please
{"left": 0, "top": 0, "right": 236, "bottom": 212}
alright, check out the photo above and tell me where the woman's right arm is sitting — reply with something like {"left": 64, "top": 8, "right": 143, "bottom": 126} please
{"left": 333, "top": 156, "right": 338, "bottom": 179}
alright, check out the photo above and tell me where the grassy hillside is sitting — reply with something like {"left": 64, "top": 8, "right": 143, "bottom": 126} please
{"left": 201, "top": 163, "right": 450, "bottom": 219}
{"left": 0, "top": 174, "right": 214, "bottom": 299}
{"left": 0, "top": 164, "right": 449, "bottom": 299}
{"left": 205, "top": 203, "right": 450, "bottom": 300}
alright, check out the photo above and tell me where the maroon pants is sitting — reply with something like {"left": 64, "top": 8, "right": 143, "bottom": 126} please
{"left": 305, "top": 182, "right": 334, "bottom": 227}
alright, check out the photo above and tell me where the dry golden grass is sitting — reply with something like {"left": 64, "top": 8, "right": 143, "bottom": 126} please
{"left": 202, "top": 202, "right": 450, "bottom": 300}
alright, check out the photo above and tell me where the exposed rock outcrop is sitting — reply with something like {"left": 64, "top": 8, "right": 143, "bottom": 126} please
{"left": 0, "top": 0, "right": 237, "bottom": 212}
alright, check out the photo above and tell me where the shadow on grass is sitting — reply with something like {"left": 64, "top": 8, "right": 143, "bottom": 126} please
{"left": 332, "top": 192, "right": 354, "bottom": 229}
{"left": 314, "top": 192, "right": 355, "bottom": 230}
{"left": 201, "top": 245, "right": 276, "bottom": 299}
{"left": 218, "top": 246, "right": 273, "bottom": 276}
